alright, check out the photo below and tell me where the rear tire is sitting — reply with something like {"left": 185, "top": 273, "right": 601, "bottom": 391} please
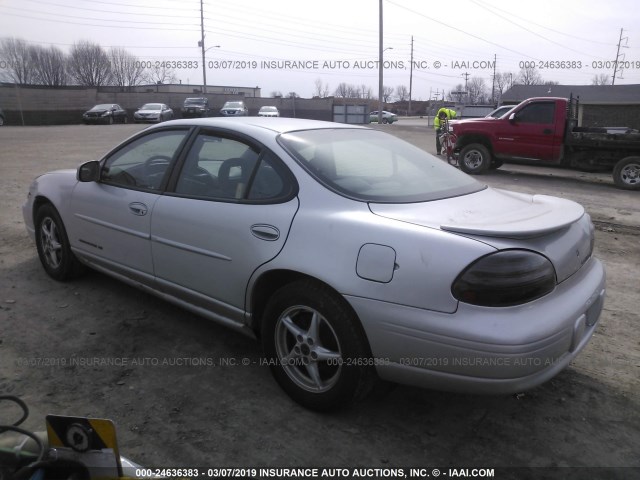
{"left": 459, "top": 143, "right": 491, "bottom": 174}
{"left": 35, "top": 204, "right": 85, "bottom": 281}
{"left": 262, "top": 280, "right": 376, "bottom": 411}
{"left": 613, "top": 156, "right": 640, "bottom": 190}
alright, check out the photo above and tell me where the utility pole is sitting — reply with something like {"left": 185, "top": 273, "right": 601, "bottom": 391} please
{"left": 491, "top": 54, "right": 497, "bottom": 104}
{"left": 461, "top": 72, "right": 470, "bottom": 104}
{"left": 378, "top": 0, "right": 384, "bottom": 123}
{"left": 200, "top": 0, "right": 207, "bottom": 93}
{"left": 461, "top": 72, "right": 470, "bottom": 93}
{"left": 612, "top": 28, "right": 628, "bottom": 85}
{"left": 408, "top": 35, "right": 414, "bottom": 116}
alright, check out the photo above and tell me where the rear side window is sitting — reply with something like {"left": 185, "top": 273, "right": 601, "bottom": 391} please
{"left": 174, "top": 132, "right": 294, "bottom": 202}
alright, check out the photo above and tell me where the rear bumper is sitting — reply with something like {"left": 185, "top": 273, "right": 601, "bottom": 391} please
{"left": 346, "top": 257, "right": 606, "bottom": 394}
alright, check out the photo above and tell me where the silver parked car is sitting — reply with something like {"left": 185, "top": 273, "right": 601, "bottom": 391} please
{"left": 369, "top": 110, "right": 398, "bottom": 124}
{"left": 133, "top": 103, "right": 174, "bottom": 123}
{"left": 23, "top": 118, "right": 605, "bottom": 411}
{"left": 220, "top": 101, "right": 248, "bottom": 116}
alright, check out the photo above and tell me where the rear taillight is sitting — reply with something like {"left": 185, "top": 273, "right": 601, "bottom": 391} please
{"left": 452, "top": 250, "right": 556, "bottom": 307}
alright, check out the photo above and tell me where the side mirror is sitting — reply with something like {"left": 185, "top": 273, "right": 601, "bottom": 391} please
{"left": 508, "top": 112, "right": 516, "bottom": 123}
{"left": 78, "top": 160, "right": 101, "bottom": 182}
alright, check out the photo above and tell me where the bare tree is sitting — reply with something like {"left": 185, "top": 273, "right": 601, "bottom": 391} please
{"left": 313, "top": 78, "right": 330, "bottom": 97}
{"left": 516, "top": 66, "right": 543, "bottom": 85}
{"left": 494, "top": 72, "right": 515, "bottom": 102}
{"left": 144, "top": 62, "right": 178, "bottom": 85}
{"left": 395, "top": 85, "right": 409, "bottom": 102}
{"left": 288, "top": 92, "right": 299, "bottom": 98}
{"left": 382, "top": 85, "right": 394, "bottom": 102}
{"left": 467, "top": 77, "right": 487, "bottom": 104}
{"left": 270, "top": 91, "right": 283, "bottom": 97}
{"left": 334, "top": 82, "right": 351, "bottom": 98}
{"left": 0, "top": 37, "right": 37, "bottom": 84}
{"left": 110, "top": 47, "right": 145, "bottom": 89}
{"left": 31, "top": 45, "right": 68, "bottom": 87}
{"left": 359, "top": 84, "right": 373, "bottom": 99}
{"left": 592, "top": 73, "right": 610, "bottom": 85}
{"left": 68, "top": 40, "right": 112, "bottom": 87}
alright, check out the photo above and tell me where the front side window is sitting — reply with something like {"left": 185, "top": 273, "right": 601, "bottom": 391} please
{"left": 101, "top": 129, "right": 189, "bottom": 190}
{"left": 515, "top": 102, "right": 555, "bottom": 124}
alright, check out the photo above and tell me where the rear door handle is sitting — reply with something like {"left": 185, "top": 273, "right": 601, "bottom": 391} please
{"left": 250, "top": 224, "right": 280, "bottom": 241}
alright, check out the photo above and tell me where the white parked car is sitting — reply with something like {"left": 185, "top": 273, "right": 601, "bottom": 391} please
{"left": 23, "top": 117, "right": 605, "bottom": 411}
{"left": 258, "top": 106, "right": 280, "bottom": 117}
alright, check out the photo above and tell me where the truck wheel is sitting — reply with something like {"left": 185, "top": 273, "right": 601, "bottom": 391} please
{"left": 459, "top": 144, "right": 491, "bottom": 174}
{"left": 489, "top": 159, "right": 504, "bottom": 170}
{"left": 613, "top": 156, "right": 640, "bottom": 190}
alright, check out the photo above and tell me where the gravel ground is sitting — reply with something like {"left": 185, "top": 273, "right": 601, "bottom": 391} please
{"left": 1, "top": 123, "right": 639, "bottom": 479}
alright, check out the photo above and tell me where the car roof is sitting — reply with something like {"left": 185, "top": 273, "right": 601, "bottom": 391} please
{"left": 146, "top": 117, "right": 368, "bottom": 134}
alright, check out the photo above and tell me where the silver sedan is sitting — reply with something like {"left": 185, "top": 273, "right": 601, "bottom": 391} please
{"left": 22, "top": 118, "right": 605, "bottom": 411}
{"left": 133, "top": 103, "right": 174, "bottom": 123}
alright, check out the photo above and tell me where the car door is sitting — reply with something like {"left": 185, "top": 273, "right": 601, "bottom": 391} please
{"left": 493, "top": 101, "right": 561, "bottom": 161}
{"left": 150, "top": 129, "right": 299, "bottom": 323}
{"left": 68, "top": 128, "right": 192, "bottom": 282}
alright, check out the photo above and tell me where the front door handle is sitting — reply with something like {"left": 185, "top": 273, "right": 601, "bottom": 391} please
{"left": 129, "top": 202, "right": 148, "bottom": 216}
{"left": 543, "top": 128, "right": 553, "bottom": 135}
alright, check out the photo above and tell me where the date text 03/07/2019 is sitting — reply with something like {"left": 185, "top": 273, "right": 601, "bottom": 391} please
{"left": 519, "top": 60, "right": 640, "bottom": 70}
{"left": 134, "top": 467, "right": 496, "bottom": 478}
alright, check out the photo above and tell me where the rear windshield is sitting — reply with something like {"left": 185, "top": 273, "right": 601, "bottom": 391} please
{"left": 279, "top": 128, "right": 484, "bottom": 203}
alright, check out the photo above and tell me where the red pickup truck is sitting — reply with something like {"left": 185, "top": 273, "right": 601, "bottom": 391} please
{"left": 451, "top": 96, "right": 640, "bottom": 190}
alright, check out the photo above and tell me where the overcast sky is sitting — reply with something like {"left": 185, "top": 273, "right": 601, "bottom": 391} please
{"left": 1, "top": 0, "right": 638, "bottom": 99}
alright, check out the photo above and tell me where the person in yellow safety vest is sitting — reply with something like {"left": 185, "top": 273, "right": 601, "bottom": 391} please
{"left": 434, "top": 107, "right": 457, "bottom": 155}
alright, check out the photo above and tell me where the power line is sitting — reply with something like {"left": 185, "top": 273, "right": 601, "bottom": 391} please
{"left": 385, "top": 0, "right": 540, "bottom": 61}
{"left": 21, "top": 0, "right": 199, "bottom": 17}
{"left": 467, "top": 0, "right": 607, "bottom": 59}
{"left": 469, "top": 0, "right": 615, "bottom": 47}
{"left": 0, "top": 6, "right": 198, "bottom": 27}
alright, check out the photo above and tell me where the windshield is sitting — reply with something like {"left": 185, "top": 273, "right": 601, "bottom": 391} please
{"left": 184, "top": 98, "right": 205, "bottom": 105}
{"left": 141, "top": 104, "right": 162, "bottom": 110}
{"left": 487, "top": 106, "right": 514, "bottom": 118}
{"left": 260, "top": 106, "right": 277, "bottom": 112}
{"left": 92, "top": 104, "right": 113, "bottom": 110}
{"left": 224, "top": 102, "right": 244, "bottom": 108}
{"left": 280, "top": 129, "right": 484, "bottom": 203}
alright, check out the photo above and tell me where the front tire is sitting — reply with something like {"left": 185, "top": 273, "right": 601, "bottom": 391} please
{"left": 613, "top": 156, "right": 640, "bottom": 190}
{"left": 262, "top": 280, "right": 375, "bottom": 411}
{"left": 35, "top": 204, "right": 85, "bottom": 281}
{"left": 459, "top": 143, "right": 491, "bottom": 174}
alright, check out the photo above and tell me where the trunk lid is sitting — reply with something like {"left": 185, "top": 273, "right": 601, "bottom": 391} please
{"left": 370, "top": 188, "right": 593, "bottom": 283}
